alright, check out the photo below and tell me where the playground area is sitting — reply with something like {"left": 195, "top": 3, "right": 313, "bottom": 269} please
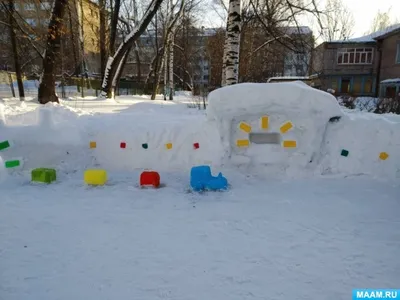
{"left": 1, "top": 82, "right": 399, "bottom": 299}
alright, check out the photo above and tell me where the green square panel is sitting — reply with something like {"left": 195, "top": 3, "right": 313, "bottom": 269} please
{"left": 341, "top": 149, "right": 349, "bottom": 157}
{"left": 0, "top": 140, "right": 10, "bottom": 151}
{"left": 142, "top": 143, "right": 148, "bottom": 149}
{"left": 5, "top": 160, "right": 20, "bottom": 168}
{"left": 31, "top": 168, "right": 57, "bottom": 184}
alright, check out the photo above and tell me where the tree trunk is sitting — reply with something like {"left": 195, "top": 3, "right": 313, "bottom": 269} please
{"left": 134, "top": 46, "right": 141, "bottom": 82}
{"left": 8, "top": 0, "right": 25, "bottom": 101}
{"left": 221, "top": 25, "right": 228, "bottom": 86}
{"left": 38, "top": 0, "right": 68, "bottom": 104}
{"left": 101, "top": 0, "right": 164, "bottom": 98}
{"left": 150, "top": 0, "right": 185, "bottom": 100}
{"left": 67, "top": 5, "right": 79, "bottom": 74}
{"left": 168, "top": 34, "right": 174, "bottom": 100}
{"left": 109, "top": 0, "right": 121, "bottom": 56}
{"left": 110, "top": 46, "right": 132, "bottom": 99}
{"left": 99, "top": 0, "right": 107, "bottom": 78}
{"left": 151, "top": 49, "right": 166, "bottom": 100}
{"left": 224, "top": 0, "right": 241, "bottom": 86}
{"left": 163, "top": 48, "right": 168, "bottom": 100}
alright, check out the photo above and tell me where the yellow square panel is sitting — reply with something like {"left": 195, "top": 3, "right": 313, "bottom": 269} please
{"left": 283, "top": 140, "right": 297, "bottom": 148}
{"left": 261, "top": 116, "right": 269, "bottom": 129}
{"left": 236, "top": 139, "right": 250, "bottom": 147}
{"left": 165, "top": 143, "right": 172, "bottom": 150}
{"left": 239, "top": 122, "right": 252, "bottom": 133}
{"left": 84, "top": 169, "right": 107, "bottom": 185}
{"left": 89, "top": 141, "right": 97, "bottom": 149}
{"left": 280, "top": 121, "right": 293, "bottom": 134}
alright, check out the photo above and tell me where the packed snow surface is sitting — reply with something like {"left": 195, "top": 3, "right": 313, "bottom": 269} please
{"left": 0, "top": 90, "right": 400, "bottom": 299}
{"left": 1, "top": 172, "right": 400, "bottom": 300}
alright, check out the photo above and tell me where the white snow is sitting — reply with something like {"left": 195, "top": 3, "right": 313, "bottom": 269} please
{"left": 381, "top": 78, "right": 400, "bottom": 84}
{"left": 207, "top": 82, "right": 343, "bottom": 175}
{"left": 332, "top": 23, "right": 400, "bottom": 43}
{"left": 1, "top": 86, "right": 400, "bottom": 299}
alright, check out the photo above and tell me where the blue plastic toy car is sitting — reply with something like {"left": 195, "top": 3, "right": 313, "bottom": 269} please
{"left": 190, "top": 165, "right": 228, "bottom": 191}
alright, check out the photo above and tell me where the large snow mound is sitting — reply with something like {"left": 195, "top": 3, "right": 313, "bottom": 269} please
{"left": 206, "top": 82, "right": 343, "bottom": 175}
{"left": 207, "top": 82, "right": 342, "bottom": 122}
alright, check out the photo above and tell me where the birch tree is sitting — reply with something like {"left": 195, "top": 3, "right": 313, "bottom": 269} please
{"left": 168, "top": 33, "right": 174, "bottom": 99}
{"left": 222, "top": 0, "right": 241, "bottom": 86}
{"left": 150, "top": 0, "right": 185, "bottom": 100}
{"left": 101, "top": 0, "right": 164, "bottom": 98}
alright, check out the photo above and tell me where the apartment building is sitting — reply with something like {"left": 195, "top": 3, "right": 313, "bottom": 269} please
{"left": 311, "top": 24, "right": 400, "bottom": 97}
{"left": 0, "top": 0, "right": 102, "bottom": 76}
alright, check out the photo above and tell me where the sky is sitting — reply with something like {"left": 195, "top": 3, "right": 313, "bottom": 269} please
{"left": 202, "top": 0, "right": 400, "bottom": 39}
{"left": 334, "top": 0, "right": 399, "bottom": 37}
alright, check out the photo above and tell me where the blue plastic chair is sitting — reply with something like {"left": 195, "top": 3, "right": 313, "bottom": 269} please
{"left": 190, "top": 165, "right": 228, "bottom": 191}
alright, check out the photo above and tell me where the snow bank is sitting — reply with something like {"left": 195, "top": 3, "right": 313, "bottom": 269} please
{"left": 320, "top": 113, "right": 400, "bottom": 178}
{"left": 91, "top": 102, "right": 222, "bottom": 171}
{"left": 207, "top": 82, "right": 343, "bottom": 176}
{"left": 1, "top": 88, "right": 399, "bottom": 179}
{"left": 0, "top": 103, "right": 90, "bottom": 172}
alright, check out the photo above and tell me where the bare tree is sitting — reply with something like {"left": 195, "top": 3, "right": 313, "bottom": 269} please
{"left": 38, "top": 0, "right": 69, "bottom": 104}
{"left": 321, "top": 0, "right": 354, "bottom": 41}
{"left": 368, "top": 9, "right": 397, "bottom": 34}
{"left": 7, "top": 0, "right": 25, "bottom": 101}
{"left": 101, "top": 0, "right": 164, "bottom": 98}
{"left": 150, "top": 0, "right": 185, "bottom": 100}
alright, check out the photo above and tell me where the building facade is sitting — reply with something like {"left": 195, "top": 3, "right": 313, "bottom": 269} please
{"left": 311, "top": 24, "right": 400, "bottom": 97}
{"left": 0, "top": 0, "right": 102, "bottom": 77}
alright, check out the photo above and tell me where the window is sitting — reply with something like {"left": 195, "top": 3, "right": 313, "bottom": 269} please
{"left": 26, "top": 18, "right": 37, "bottom": 27}
{"left": 24, "top": 3, "right": 35, "bottom": 10}
{"left": 396, "top": 42, "right": 400, "bottom": 64}
{"left": 385, "top": 86, "right": 396, "bottom": 98}
{"left": 337, "top": 48, "right": 373, "bottom": 64}
{"left": 40, "top": 2, "right": 51, "bottom": 10}
{"left": 91, "top": 38, "right": 96, "bottom": 46}
{"left": 341, "top": 78, "right": 351, "bottom": 93}
{"left": 364, "top": 78, "right": 373, "bottom": 93}
{"left": 203, "top": 75, "right": 209, "bottom": 80}
{"left": 90, "top": 9, "right": 94, "bottom": 16}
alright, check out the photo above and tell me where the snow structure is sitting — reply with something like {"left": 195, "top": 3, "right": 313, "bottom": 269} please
{"left": 207, "top": 82, "right": 400, "bottom": 178}
{"left": 0, "top": 103, "right": 5, "bottom": 182}
{"left": 1, "top": 83, "right": 399, "bottom": 179}
{"left": 0, "top": 104, "right": 87, "bottom": 173}
{"left": 207, "top": 82, "right": 342, "bottom": 176}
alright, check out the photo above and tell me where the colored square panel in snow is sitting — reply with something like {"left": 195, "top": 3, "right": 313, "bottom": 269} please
{"left": 193, "top": 143, "right": 199, "bottom": 149}
{"left": 120, "top": 142, "right": 126, "bottom": 149}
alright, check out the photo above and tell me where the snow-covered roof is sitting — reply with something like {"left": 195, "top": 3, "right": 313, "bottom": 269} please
{"left": 331, "top": 23, "right": 400, "bottom": 43}
{"left": 281, "top": 26, "right": 312, "bottom": 35}
{"left": 267, "top": 76, "right": 310, "bottom": 82}
{"left": 380, "top": 78, "right": 400, "bottom": 84}
{"left": 207, "top": 82, "right": 343, "bottom": 122}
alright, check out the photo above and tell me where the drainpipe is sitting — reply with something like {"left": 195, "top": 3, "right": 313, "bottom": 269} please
{"left": 375, "top": 40, "right": 382, "bottom": 98}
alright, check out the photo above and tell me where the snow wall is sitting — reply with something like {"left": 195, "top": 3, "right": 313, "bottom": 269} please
{"left": 1, "top": 83, "right": 399, "bottom": 179}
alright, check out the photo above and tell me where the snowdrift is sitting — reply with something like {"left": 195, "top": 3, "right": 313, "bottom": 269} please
{"left": 1, "top": 83, "right": 399, "bottom": 179}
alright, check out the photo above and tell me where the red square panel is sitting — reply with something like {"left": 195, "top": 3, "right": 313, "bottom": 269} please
{"left": 193, "top": 142, "right": 199, "bottom": 149}
{"left": 120, "top": 142, "right": 126, "bottom": 149}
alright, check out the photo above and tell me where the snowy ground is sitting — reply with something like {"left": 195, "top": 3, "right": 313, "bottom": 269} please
{"left": 1, "top": 93, "right": 400, "bottom": 299}
{"left": 1, "top": 172, "right": 400, "bottom": 300}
